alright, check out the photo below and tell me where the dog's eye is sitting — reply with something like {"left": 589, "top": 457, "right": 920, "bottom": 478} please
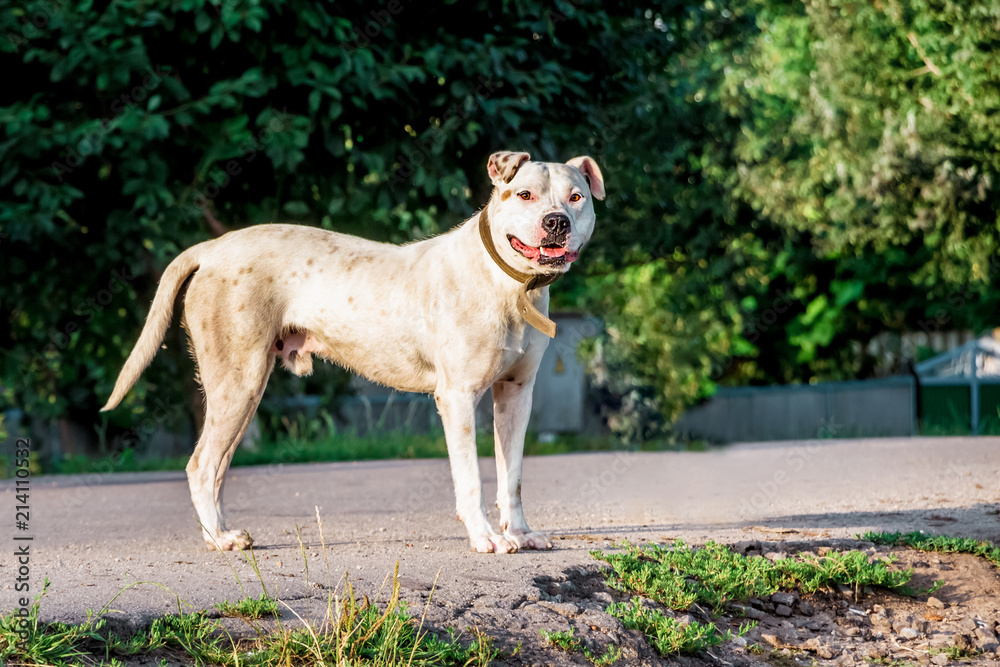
{"left": 518, "top": 191, "right": 531, "bottom": 200}
{"left": 569, "top": 193, "right": 583, "bottom": 202}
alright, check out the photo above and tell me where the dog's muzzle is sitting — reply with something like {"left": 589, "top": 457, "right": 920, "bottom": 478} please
{"left": 507, "top": 213, "right": 579, "bottom": 267}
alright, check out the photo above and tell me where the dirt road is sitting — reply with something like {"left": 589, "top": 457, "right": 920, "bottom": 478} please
{"left": 3, "top": 437, "right": 1000, "bottom": 663}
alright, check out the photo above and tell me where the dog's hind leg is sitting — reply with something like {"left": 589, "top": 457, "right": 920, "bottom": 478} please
{"left": 186, "top": 353, "right": 272, "bottom": 551}
{"left": 181, "top": 275, "right": 275, "bottom": 551}
{"left": 212, "top": 366, "right": 271, "bottom": 534}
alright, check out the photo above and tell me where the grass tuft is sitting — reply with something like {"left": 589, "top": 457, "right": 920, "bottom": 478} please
{"left": 0, "top": 579, "right": 103, "bottom": 666}
{"left": 541, "top": 627, "right": 581, "bottom": 652}
{"left": 592, "top": 540, "right": 918, "bottom": 615}
{"left": 585, "top": 643, "right": 624, "bottom": 666}
{"left": 861, "top": 531, "right": 1000, "bottom": 569}
{"left": 215, "top": 594, "right": 279, "bottom": 619}
{"left": 541, "top": 627, "right": 623, "bottom": 665}
{"left": 0, "top": 572, "right": 494, "bottom": 666}
{"left": 589, "top": 539, "right": 935, "bottom": 659}
{"left": 930, "top": 644, "right": 985, "bottom": 661}
{"left": 607, "top": 597, "right": 745, "bottom": 656}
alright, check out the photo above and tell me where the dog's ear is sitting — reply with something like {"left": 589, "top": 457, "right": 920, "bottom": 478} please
{"left": 566, "top": 156, "right": 605, "bottom": 201}
{"left": 487, "top": 151, "right": 531, "bottom": 186}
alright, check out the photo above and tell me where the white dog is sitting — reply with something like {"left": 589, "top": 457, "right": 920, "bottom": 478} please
{"left": 102, "top": 151, "right": 605, "bottom": 553}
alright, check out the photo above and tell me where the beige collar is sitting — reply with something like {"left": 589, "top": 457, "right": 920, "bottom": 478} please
{"left": 478, "top": 209, "right": 560, "bottom": 338}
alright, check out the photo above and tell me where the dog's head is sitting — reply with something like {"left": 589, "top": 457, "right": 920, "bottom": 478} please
{"left": 486, "top": 151, "right": 605, "bottom": 274}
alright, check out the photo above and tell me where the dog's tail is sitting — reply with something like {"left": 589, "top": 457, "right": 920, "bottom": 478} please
{"left": 101, "top": 243, "right": 208, "bottom": 412}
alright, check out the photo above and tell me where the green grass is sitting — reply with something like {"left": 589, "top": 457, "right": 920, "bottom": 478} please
{"left": 233, "top": 429, "right": 627, "bottom": 468}
{"left": 0, "top": 580, "right": 106, "bottom": 666}
{"left": 4, "top": 405, "right": 707, "bottom": 478}
{"left": 5, "top": 420, "right": 666, "bottom": 479}
{"left": 593, "top": 540, "right": 922, "bottom": 615}
{"left": 862, "top": 531, "right": 1000, "bottom": 568}
{"left": 541, "top": 627, "right": 582, "bottom": 651}
{"left": 0, "top": 571, "right": 497, "bottom": 666}
{"left": 930, "top": 645, "right": 985, "bottom": 661}
{"left": 606, "top": 598, "right": 746, "bottom": 656}
{"left": 540, "top": 627, "right": 623, "bottom": 665}
{"left": 588, "top": 540, "right": 935, "bottom": 660}
{"left": 214, "top": 594, "right": 279, "bottom": 619}
{"left": 585, "top": 644, "right": 624, "bottom": 667}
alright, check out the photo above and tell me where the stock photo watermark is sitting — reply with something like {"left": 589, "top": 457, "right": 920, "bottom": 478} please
{"left": 387, "top": 76, "right": 502, "bottom": 188}
{"left": 341, "top": 0, "right": 413, "bottom": 52}
{"left": 11, "top": 437, "right": 33, "bottom": 645}
{"left": 50, "top": 66, "right": 165, "bottom": 183}
{"left": 5, "top": 0, "right": 66, "bottom": 52}
{"left": 17, "top": 266, "right": 136, "bottom": 390}
{"left": 737, "top": 420, "right": 842, "bottom": 516}
{"left": 577, "top": 452, "right": 633, "bottom": 504}
{"left": 180, "top": 107, "right": 295, "bottom": 222}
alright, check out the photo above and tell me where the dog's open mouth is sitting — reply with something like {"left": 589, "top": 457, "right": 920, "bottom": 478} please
{"left": 508, "top": 236, "right": 580, "bottom": 266}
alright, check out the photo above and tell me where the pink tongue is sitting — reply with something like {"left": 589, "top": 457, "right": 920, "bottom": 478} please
{"left": 511, "top": 237, "right": 540, "bottom": 259}
{"left": 540, "top": 246, "right": 566, "bottom": 258}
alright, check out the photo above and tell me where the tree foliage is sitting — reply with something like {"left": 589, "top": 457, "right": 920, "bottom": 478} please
{"left": 1, "top": 0, "right": 998, "bottom": 445}
{"left": 583, "top": 0, "right": 1000, "bottom": 436}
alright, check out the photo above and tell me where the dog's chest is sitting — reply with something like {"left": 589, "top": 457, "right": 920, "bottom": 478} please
{"left": 485, "top": 320, "right": 546, "bottom": 384}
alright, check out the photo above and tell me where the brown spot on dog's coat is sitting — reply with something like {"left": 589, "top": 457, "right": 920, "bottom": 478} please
{"left": 233, "top": 279, "right": 239, "bottom": 286}
{"left": 501, "top": 189, "right": 512, "bottom": 201}
{"left": 348, "top": 296, "right": 354, "bottom": 303}
{"left": 306, "top": 258, "right": 314, "bottom": 266}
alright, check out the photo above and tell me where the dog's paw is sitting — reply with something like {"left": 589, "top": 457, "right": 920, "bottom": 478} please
{"left": 205, "top": 529, "right": 252, "bottom": 551}
{"left": 505, "top": 531, "right": 553, "bottom": 551}
{"left": 470, "top": 533, "right": 518, "bottom": 554}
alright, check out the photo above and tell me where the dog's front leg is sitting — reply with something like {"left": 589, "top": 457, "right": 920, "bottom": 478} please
{"left": 436, "top": 389, "right": 517, "bottom": 553}
{"left": 492, "top": 376, "right": 553, "bottom": 550}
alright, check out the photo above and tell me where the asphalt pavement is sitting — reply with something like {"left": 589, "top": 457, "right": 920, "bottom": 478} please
{"left": 3, "top": 437, "right": 999, "bottom": 626}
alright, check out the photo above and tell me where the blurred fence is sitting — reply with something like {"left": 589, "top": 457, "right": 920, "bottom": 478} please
{"left": 674, "top": 377, "right": 918, "bottom": 443}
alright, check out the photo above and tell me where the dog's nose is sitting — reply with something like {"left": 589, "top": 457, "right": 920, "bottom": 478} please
{"left": 541, "top": 212, "right": 570, "bottom": 236}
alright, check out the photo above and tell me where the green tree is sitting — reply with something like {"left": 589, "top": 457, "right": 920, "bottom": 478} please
{"left": 0, "top": 0, "right": 700, "bottom": 448}
{"left": 582, "top": 0, "right": 1000, "bottom": 437}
